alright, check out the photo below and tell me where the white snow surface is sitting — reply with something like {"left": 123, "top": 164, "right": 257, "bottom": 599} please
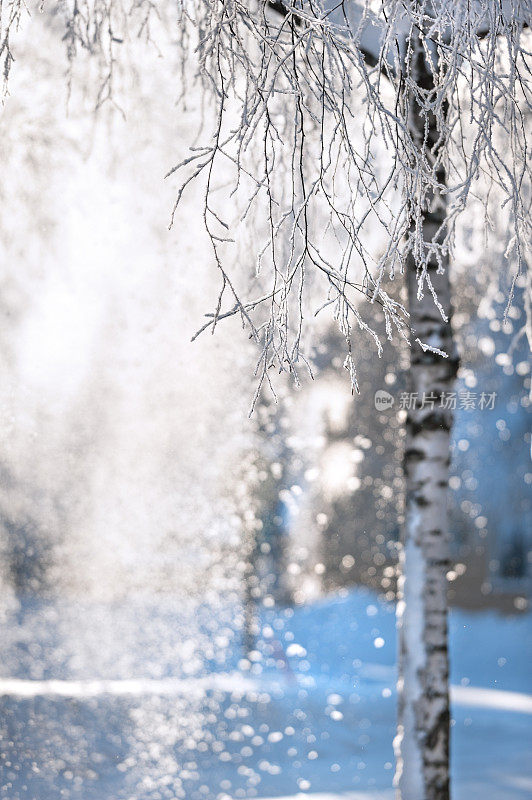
{"left": 1, "top": 587, "right": 531, "bottom": 800}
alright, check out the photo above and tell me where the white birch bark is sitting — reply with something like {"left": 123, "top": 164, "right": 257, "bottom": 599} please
{"left": 394, "top": 38, "right": 459, "bottom": 800}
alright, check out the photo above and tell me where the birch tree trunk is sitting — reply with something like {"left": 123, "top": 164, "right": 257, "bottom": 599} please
{"left": 394, "top": 41, "right": 460, "bottom": 800}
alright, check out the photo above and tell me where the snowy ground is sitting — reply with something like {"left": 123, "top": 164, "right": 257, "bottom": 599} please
{"left": 1, "top": 588, "right": 531, "bottom": 800}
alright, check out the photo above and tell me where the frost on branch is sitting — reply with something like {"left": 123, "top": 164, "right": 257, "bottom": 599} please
{"left": 4, "top": 1, "right": 531, "bottom": 392}
{"left": 168, "top": 0, "right": 531, "bottom": 393}
{"left": 0, "top": 0, "right": 26, "bottom": 93}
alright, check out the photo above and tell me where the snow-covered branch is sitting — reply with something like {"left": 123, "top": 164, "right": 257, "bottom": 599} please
{"left": 164, "top": 0, "right": 531, "bottom": 391}
{"left": 3, "top": 1, "right": 531, "bottom": 392}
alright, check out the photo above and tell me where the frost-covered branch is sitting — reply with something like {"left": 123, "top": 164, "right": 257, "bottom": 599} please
{"left": 164, "top": 0, "right": 532, "bottom": 392}
{"left": 1, "top": 0, "right": 28, "bottom": 93}
{"left": 3, "top": 1, "right": 531, "bottom": 393}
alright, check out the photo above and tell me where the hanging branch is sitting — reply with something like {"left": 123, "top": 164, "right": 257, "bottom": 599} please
{"left": 3, "top": 1, "right": 531, "bottom": 391}
{"left": 165, "top": 0, "right": 532, "bottom": 393}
